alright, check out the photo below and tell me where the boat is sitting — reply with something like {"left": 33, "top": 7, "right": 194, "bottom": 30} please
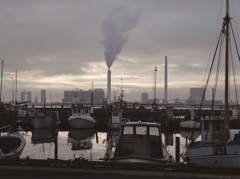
{"left": 109, "top": 121, "right": 174, "bottom": 164}
{"left": 182, "top": 0, "right": 240, "bottom": 167}
{"left": 108, "top": 79, "right": 130, "bottom": 129}
{"left": 180, "top": 107, "right": 200, "bottom": 130}
{"left": 32, "top": 110, "right": 59, "bottom": 129}
{"left": 0, "top": 125, "right": 26, "bottom": 159}
{"left": 68, "top": 104, "right": 96, "bottom": 129}
{"left": 108, "top": 109, "right": 124, "bottom": 129}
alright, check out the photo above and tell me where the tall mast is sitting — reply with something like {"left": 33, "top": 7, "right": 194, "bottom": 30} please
{"left": 0, "top": 60, "right": 3, "bottom": 102}
{"left": 224, "top": 0, "right": 230, "bottom": 142}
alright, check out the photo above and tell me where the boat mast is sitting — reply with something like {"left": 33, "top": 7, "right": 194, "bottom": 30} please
{"left": 0, "top": 60, "right": 3, "bottom": 102}
{"left": 224, "top": 0, "right": 230, "bottom": 142}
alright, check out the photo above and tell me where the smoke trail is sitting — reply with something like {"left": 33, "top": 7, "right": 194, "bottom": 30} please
{"left": 101, "top": 6, "right": 140, "bottom": 69}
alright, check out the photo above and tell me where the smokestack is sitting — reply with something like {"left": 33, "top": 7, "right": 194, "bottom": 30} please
{"left": 164, "top": 56, "right": 168, "bottom": 103}
{"left": 107, "top": 69, "right": 111, "bottom": 105}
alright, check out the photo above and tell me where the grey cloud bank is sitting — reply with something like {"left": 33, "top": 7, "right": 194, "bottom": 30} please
{"left": 0, "top": 0, "right": 240, "bottom": 102}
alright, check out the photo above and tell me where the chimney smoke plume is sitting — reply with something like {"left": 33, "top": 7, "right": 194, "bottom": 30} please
{"left": 101, "top": 6, "right": 140, "bottom": 69}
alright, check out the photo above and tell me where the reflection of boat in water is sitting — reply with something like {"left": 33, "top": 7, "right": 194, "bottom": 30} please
{"left": 68, "top": 105, "right": 96, "bottom": 129}
{"left": 32, "top": 110, "right": 59, "bottom": 129}
{"left": 104, "top": 129, "right": 121, "bottom": 160}
{"left": 68, "top": 128, "right": 95, "bottom": 151}
{"left": 0, "top": 126, "right": 26, "bottom": 159}
{"left": 180, "top": 130, "right": 200, "bottom": 140}
{"left": 110, "top": 122, "right": 174, "bottom": 164}
{"left": 31, "top": 128, "right": 57, "bottom": 144}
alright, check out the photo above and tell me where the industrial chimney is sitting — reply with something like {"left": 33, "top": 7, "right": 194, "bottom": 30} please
{"left": 164, "top": 56, "right": 168, "bottom": 103}
{"left": 107, "top": 69, "right": 111, "bottom": 105}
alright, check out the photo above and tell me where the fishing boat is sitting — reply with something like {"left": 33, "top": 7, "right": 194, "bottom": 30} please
{"left": 110, "top": 121, "right": 174, "bottom": 164}
{"left": 108, "top": 79, "right": 129, "bottom": 129}
{"left": 108, "top": 109, "right": 124, "bottom": 129}
{"left": 182, "top": 0, "right": 240, "bottom": 167}
{"left": 0, "top": 126, "right": 26, "bottom": 159}
{"left": 68, "top": 104, "right": 96, "bottom": 129}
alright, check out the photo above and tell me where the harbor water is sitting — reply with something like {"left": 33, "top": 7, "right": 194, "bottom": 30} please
{"left": 6, "top": 129, "right": 186, "bottom": 162}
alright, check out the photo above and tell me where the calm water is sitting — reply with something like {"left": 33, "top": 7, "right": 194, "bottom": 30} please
{"left": 11, "top": 128, "right": 188, "bottom": 162}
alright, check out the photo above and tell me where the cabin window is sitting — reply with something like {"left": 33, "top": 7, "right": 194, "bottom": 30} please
{"left": 113, "top": 112, "right": 118, "bottom": 117}
{"left": 149, "top": 127, "right": 160, "bottom": 136}
{"left": 123, "top": 126, "right": 133, "bottom": 135}
{"left": 204, "top": 121, "right": 209, "bottom": 131}
{"left": 136, "top": 126, "right": 147, "bottom": 135}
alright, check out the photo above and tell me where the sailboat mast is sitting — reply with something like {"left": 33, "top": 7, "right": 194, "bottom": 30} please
{"left": 224, "top": 0, "right": 230, "bottom": 142}
{"left": 0, "top": 60, "right": 3, "bottom": 102}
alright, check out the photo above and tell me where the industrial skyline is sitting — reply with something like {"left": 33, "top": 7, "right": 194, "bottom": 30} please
{"left": 1, "top": 1, "right": 240, "bottom": 103}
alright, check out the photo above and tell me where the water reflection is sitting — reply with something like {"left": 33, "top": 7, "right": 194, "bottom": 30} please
{"left": 31, "top": 128, "right": 57, "bottom": 144}
{"left": 67, "top": 129, "right": 95, "bottom": 160}
{"left": 20, "top": 128, "right": 186, "bottom": 162}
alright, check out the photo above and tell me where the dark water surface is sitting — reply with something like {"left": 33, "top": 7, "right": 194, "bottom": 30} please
{"left": 15, "top": 128, "right": 187, "bottom": 162}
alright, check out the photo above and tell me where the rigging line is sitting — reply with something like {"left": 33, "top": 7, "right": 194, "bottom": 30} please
{"left": 230, "top": 21, "right": 240, "bottom": 61}
{"left": 229, "top": 41, "right": 239, "bottom": 109}
{"left": 212, "top": 34, "right": 224, "bottom": 112}
{"left": 199, "top": 23, "right": 225, "bottom": 111}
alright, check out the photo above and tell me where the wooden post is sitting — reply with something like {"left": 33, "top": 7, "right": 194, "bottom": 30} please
{"left": 175, "top": 136, "right": 180, "bottom": 163}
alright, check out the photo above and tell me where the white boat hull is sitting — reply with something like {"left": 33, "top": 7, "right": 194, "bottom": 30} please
{"left": 180, "top": 120, "right": 200, "bottom": 130}
{"left": 184, "top": 143, "right": 240, "bottom": 167}
{"left": 68, "top": 116, "right": 96, "bottom": 129}
{"left": 0, "top": 132, "right": 26, "bottom": 159}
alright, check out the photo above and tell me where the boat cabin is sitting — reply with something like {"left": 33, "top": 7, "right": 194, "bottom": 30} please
{"left": 110, "top": 109, "right": 122, "bottom": 124}
{"left": 71, "top": 106, "right": 92, "bottom": 116}
{"left": 114, "top": 122, "right": 164, "bottom": 159}
{"left": 201, "top": 116, "right": 225, "bottom": 143}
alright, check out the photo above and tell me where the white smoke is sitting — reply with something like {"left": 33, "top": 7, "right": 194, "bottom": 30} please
{"left": 101, "top": 6, "right": 140, "bottom": 69}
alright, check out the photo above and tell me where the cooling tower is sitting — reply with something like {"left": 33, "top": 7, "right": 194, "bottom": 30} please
{"left": 107, "top": 69, "right": 111, "bottom": 105}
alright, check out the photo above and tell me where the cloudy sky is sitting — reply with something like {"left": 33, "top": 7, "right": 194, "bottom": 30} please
{"left": 1, "top": 0, "right": 240, "bottom": 103}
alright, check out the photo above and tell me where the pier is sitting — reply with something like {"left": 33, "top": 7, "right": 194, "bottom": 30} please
{"left": 1, "top": 105, "right": 239, "bottom": 132}
{"left": 0, "top": 158, "right": 240, "bottom": 178}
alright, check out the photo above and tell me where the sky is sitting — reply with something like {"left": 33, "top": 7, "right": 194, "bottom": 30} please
{"left": 0, "top": 0, "right": 240, "bottom": 103}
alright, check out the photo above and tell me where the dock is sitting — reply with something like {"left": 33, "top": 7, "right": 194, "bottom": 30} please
{"left": 0, "top": 158, "right": 240, "bottom": 178}
{"left": 1, "top": 106, "right": 239, "bottom": 132}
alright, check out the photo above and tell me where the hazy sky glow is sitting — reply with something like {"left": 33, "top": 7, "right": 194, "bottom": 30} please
{"left": 1, "top": 0, "right": 240, "bottom": 103}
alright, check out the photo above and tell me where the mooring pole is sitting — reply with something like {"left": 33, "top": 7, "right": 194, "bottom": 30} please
{"left": 175, "top": 136, "right": 180, "bottom": 163}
